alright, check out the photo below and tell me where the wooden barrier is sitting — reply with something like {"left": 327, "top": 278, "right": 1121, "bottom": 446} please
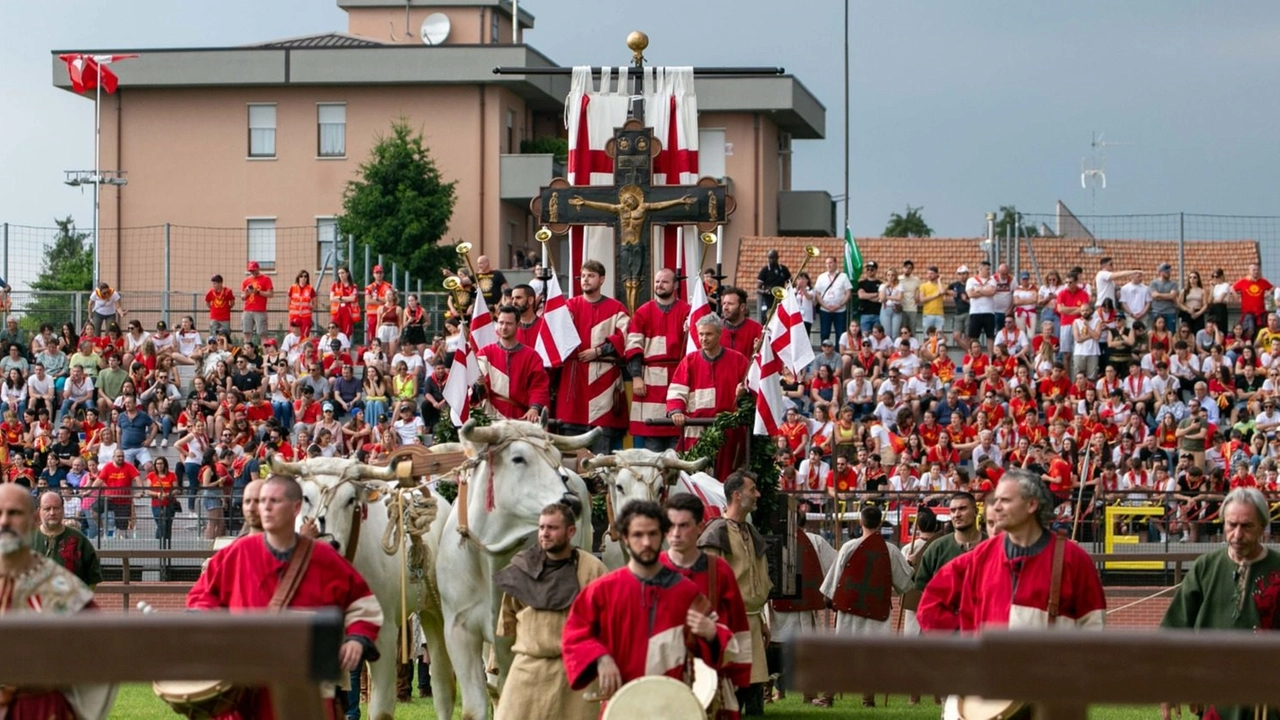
{"left": 787, "top": 630, "right": 1280, "bottom": 720}
{"left": 95, "top": 549, "right": 214, "bottom": 611}
{"left": 0, "top": 610, "right": 342, "bottom": 720}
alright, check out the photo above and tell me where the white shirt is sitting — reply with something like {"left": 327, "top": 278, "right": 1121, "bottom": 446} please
{"left": 796, "top": 459, "right": 831, "bottom": 491}
{"left": 1119, "top": 282, "right": 1152, "bottom": 317}
{"left": 995, "top": 328, "right": 1029, "bottom": 355}
{"left": 972, "top": 443, "right": 1002, "bottom": 467}
{"left": 813, "top": 271, "right": 853, "bottom": 312}
{"left": 1169, "top": 353, "right": 1200, "bottom": 381}
{"left": 1211, "top": 282, "right": 1232, "bottom": 304}
{"left": 905, "top": 374, "right": 943, "bottom": 398}
{"left": 889, "top": 353, "right": 921, "bottom": 376}
{"left": 1072, "top": 317, "right": 1101, "bottom": 356}
{"left": 89, "top": 290, "right": 121, "bottom": 317}
{"left": 1095, "top": 269, "right": 1118, "bottom": 305}
{"left": 175, "top": 330, "right": 203, "bottom": 357}
{"left": 794, "top": 286, "right": 815, "bottom": 323}
{"left": 966, "top": 276, "right": 996, "bottom": 314}
{"left": 393, "top": 416, "right": 425, "bottom": 444}
{"left": 281, "top": 333, "right": 308, "bottom": 362}
{"left": 392, "top": 351, "right": 424, "bottom": 377}
{"left": 844, "top": 378, "right": 873, "bottom": 403}
{"left": 1122, "top": 374, "right": 1151, "bottom": 402}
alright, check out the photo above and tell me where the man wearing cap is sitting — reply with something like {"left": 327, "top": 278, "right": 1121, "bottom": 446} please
{"left": 1094, "top": 257, "right": 1140, "bottom": 309}
{"left": 898, "top": 260, "right": 922, "bottom": 336}
{"left": 857, "top": 261, "right": 882, "bottom": 334}
{"left": 241, "top": 262, "right": 274, "bottom": 345}
{"left": 916, "top": 265, "right": 948, "bottom": 336}
{"left": 756, "top": 249, "right": 791, "bottom": 321}
{"left": 813, "top": 256, "right": 854, "bottom": 345}
{"left": 365, "top": 265, "right": 392, "bottom": 345}
{"left": 949, "top": 266, "right": 971, "bottom": 347}
{"left": 1149, "top": 263, "right": 1180, "bottom": 336}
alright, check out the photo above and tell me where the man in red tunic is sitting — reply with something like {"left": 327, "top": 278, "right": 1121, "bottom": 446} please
{"left": 627, "top": 268, "right": 691, "bottom": 452}
{"left": 719, "top": 287, "right": 763, "bottom": 358}
{"left": 188, "top": 475, "right": 383, "bottom": 720}
{"left": 0, "top": 484, "right": 115, "bottom": 720}
{"left": 668, "top": 315, "right": 751, "bottom": 478}
{"left": 554, "top": 260, "right": 629, "bottom": 455}
{"left": 476, "top": 306, "right": 550, "bottom": 422}
{"left": 562, "top": 499, "right": 726, "bottom": 709}
{"left": 661, "top": 494, "right": 751, "bottom": 720}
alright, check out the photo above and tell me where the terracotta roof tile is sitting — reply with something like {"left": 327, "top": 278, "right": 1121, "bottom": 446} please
{"left": 735, "top": 236, "right": 1260, "bottom": 289}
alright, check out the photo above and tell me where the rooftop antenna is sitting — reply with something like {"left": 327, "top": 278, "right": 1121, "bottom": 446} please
{"left": 1080, "top": 131, "right": 1129, "bottom": 215}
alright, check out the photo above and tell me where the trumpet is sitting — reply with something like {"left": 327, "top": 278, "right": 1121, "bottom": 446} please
{"left": 797, "top": 244, "right": 821, "bottom": 276}
{"left": 535, "top": 226, "right": 553, "bottom": 243}
{"left": 455, "top": 241, "right": 479, "bottom": 277}
{"left": 697, "top": 231, "right": 718, "bottom": 270}
{"left": 443, "top": 275, "right": 471, "bottom": 311}
{"left": 443, "top": 276, "right": 461, "bottom": 291}
{"left": 763, "top": 286, "right": 787, "bottom": 327}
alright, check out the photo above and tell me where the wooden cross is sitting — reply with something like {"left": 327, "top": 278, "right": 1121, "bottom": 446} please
{"left": 530, "top": 118, "right": 735, "bottom": 313}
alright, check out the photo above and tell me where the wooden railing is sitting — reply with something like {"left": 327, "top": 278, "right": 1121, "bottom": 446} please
{"left": 788, "top": 631, "right": 1280, "bottom": 720}
{"left": 94, "top": 549, "right": 212, "bottom": 611}
{"left": 0, "top": 611, "right": 342, "bottom": 720}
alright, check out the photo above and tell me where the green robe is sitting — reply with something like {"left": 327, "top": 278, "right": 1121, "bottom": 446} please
{"left": 1161, "top": 548, "right": 1280, "bottom": 720}
{"left": 32, "top": 526, "right": 103, "bottom": 588}
{"left": 913, "top": 533, "right": 976, "bottom": 592}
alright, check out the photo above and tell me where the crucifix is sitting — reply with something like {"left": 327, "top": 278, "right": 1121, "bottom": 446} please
{"left": 525, "top": 32, "right": 740, "bottom": 313}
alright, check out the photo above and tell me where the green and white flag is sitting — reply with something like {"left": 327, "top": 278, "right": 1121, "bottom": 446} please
{"left": 843, "top": 226, "right": 863, "bottom": 283}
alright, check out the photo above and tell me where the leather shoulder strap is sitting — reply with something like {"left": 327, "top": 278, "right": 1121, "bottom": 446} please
{"left": 269, "top": 535, "right": 315, "bottom": 612}
{"left": 1046, "top": 530, "right": 1067, "bottom": 625}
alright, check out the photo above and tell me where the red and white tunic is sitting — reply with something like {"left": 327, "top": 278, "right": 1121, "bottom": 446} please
{"left": 625, "top": 298, "right": 690, "bottom": 438}
{"left": 554, "top": 295, "right": 630, "bottom": 429}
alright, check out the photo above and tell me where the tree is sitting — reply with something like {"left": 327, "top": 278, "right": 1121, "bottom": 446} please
{"left": 993, "top": 205, "right": 1040, "bottom": 239}
{"left": 883, "top": 205, "right": 933, "bottom": 238}
{"left": 337, "top": 119, "right": 459, "bottom": 283}
{"left": 20, "top": 217, "right": 93, "bottom": 333}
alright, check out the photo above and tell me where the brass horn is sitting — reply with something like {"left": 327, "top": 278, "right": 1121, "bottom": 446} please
{"left": 455, "top": 241, "right": 478, "bottom": 276}
{"left": 763, "top": 286, "right": 788, "bottom": 327}
{"left": 697, "top": 231, "right": 718, "bottom": 269}
{"left": 443, "top": 276, "right": 461, "bottom": 291}
{"left": 535, "top": 226, "right": 553, "bottom": 243}
{"left": 797, "top": 244, "right": 821, "bottom": 276}
{"left": 771, "top": 286, "right": 786, "bottom": 300}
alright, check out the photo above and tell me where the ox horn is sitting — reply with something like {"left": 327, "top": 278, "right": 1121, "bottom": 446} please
{"left": 578, "top": 455, "right": 616, "bottom": 471}
{"left": 548, "top": 427, "right": 601, "bottom": 452}
{"left": 357, "top": 461, "right": 400, "bottom": 481}
{"left": 659, "top": 455, "right": 711, "bottom": 473}
{"left": 268, "top": 454, "right": 305, "bottom": 477}
{"left": 460, "top": 418, "right": 503, "bottom": 446}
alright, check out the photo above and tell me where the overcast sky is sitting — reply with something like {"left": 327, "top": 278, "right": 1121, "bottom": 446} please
{"left": 3, "top": 0, "right": 1280, "bottom": 239}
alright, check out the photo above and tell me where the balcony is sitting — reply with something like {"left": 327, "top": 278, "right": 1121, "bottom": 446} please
{"left": 778, "top": 190, "right": 835, "bottom": 237}
{"left": 500, "top": 153, "right": 564, "bottom": 203}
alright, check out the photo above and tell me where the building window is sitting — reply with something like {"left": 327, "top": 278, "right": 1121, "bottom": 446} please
{"left": 697, "top": 128, "right": 727, "bottom": 180}
{"left": 318, "top": 103, "right": 346, "bottom": 157}
{"left": 506, "top": 109, "right": 515, "bottom": 153}
{"left": 248, "top": 104, "right": 277, "bottom": 158}
{"left": 317, "top": 217, "right": 339, "bottom": 272}
{"left": 491, "top": 10, "right": 500, "bottom": 43}
{"left": 247, "top": 218, "right": 276, "bottom": 271}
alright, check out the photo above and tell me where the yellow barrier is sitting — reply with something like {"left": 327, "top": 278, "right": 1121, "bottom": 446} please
{"left": 1103, "top": 505, "right": 1165, "bottom": 570}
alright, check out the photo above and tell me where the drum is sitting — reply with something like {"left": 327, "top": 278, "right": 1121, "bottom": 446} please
{"left": 152, "top": 680, "right": 241, "bottom": 718}
{"left": 957, "top": 695, "right": 1025, "bottom": 720}
{"left": 601, "top": 676, "right": 707, "bottom": 720}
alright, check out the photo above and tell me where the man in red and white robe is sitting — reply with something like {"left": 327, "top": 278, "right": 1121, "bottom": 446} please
{"left": 554, "top": 260, "right": 629, "bottom": 455}
{"left": 477, "top": 307, "right": 550, "bottom": 422}
{"left": 188, "top": 476, "right": 383, "bottom": 720}
{"left": 627, "top": 268, "right": 690, "bottom": 452}
{"left": 668, "top": 315, "right": 751, "bottom": 478}
{"left": 562, "top": 500, "right": 726, "bottom": 712}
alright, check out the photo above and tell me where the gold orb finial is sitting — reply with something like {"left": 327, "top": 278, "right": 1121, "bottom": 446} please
{"left": 626, "top": 31, "right": 649, "bottom": 64}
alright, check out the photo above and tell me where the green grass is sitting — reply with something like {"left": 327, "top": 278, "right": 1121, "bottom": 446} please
{"left": 110, "top": 684, "right": 1160, "bottom": 719}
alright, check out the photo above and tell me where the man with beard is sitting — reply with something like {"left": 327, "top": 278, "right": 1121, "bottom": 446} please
{"left": 626, "top": 269, "right": 691, "bottom": 452}
{"left": 0, "top": 484, "right": 116, "bottom": 719}
{"left": 494, "top": 503, "right": 607, "bottom": 720}
{"left": 912, "top": 492, "right": 982, "bottom": 597}
{"left": 661, "top": 494, "right": 752, "bottom": 720}
{"left": 719, "top": 287, "right": 763, "bottom": 358}
{"left": 554, "top": 260, "right": 629, "bottom": 455}
{"left": 562, "top": 500, "right": 726, "bottom": 708}
{"left": 476, "top": 306, "right": 550, "bottom": 422}
{"left": 668, "top": 315, "right": 751, "bottom": 477}
{"left": 699, "top": 473, "right": 772, "bottom": 716}
{"left": 188, "top": 475, "right": 383, "bottom": 719}
{"left": 511, "top": 284, "right": 544, "bottom": 347}
{"left": 31, "top": 491, "right": 102, "bottom": 588}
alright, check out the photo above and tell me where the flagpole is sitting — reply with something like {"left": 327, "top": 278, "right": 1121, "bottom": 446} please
{"left": 843, "top": 0, "right": 850, "bottom": 231}
{"left": 93, "top": 61, "right": 102, "bottom": 287}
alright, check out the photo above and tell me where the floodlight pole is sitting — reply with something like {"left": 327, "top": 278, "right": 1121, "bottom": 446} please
{"left": 93, "top": 62, "right": 102, "bottom": 287}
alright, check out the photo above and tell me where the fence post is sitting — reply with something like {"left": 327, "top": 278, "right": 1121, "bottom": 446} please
{"left": 2, "top": 223, "right": 8, "bottom": 289}
{"left": 74, "top": 291, "right": 83, "bottom": 330}
{"left": 1178, "top": 212, "right": 1186, "bottom": 284}
{"left": 391, "top": 263, "right": 398, "bottom": 294}
{"left": 347, "top": 234, "right": 354, "bottom": 284}
{"left": 163, "top": 223, "right": 171, "bottom": 324}
{"left": 363, "top": 245, "right": 371, "bottom": 289}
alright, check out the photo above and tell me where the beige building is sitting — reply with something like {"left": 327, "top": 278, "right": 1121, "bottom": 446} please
{"left": 52, "top": 0, "right": 828, "bottom": 299}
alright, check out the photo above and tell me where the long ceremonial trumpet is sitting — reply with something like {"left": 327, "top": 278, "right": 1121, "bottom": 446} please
{"left": 796, "top": 244, "right": 821, "bottom": 276}
{"left": 455, "top": 241, "right": 479, "bottom": 276}
{"left": 535, "top": 226, "right": 553, "bottom": 243}
{"left": 763, "top": 286, "right": 787, "bottom": 327}
{"left": 697, "top": 231, "right": 718, "bottom": 270}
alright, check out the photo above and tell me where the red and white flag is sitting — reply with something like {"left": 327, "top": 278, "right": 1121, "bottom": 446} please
{"left": 767, "top": 287, "right": 815, "bottom": 376}
{"left": 469, "top": 292, "right": 497, "bottom": 352}
{"left": 748, "top": 333, "right": 786, "bottom": 436}
{"left": 535, "top": 271, "right": 580, "bottom": 367}
{"left": 645, "top": 67, "right": 699, "bottom": 289}
{"left": 685, "top": 269, "right": 711, "bottom": 355}
{"left": 59, "top": 54, "right": 138, "bottom": 94}
{"left": 565, "top": 67, "right": 629, "bottom": 297}
{"left": 442, "top": 344, "right": 479, "bottom": 426}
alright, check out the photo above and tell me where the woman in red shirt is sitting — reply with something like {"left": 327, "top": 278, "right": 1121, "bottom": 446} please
{"left": 329, "top": 266, "right": 359, "bottom": 338}
{"left": 288, "top": 269, "right": 317, "bottom": 338}
{"left": 147, "top": 456, "right": 179, "bottom": 546}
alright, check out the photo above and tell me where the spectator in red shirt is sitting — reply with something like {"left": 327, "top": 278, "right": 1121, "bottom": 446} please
{"left": 205, "top": 274, "right": 235, "bottom": 340}
{"left": 1055, "top": 271, "right": 1091, "bottom": 374}
{"left": 241, "top": 261, "right": 275, "bottom": 345}
{"left": 98, "top": 447, "right": 139, "bottom": 538}
{"left": 1232, "top": 263, "right": 1273, "bottom": 338}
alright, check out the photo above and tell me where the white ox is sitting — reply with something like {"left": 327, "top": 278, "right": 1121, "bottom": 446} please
{"left": 579, "top": 448, "right": 711, "bottom": 569}
{"left": 269, "top": 455, "right": 453, "bottom": 720}
{"left": 437, "top": 419, "right": 597, "bottom": 720}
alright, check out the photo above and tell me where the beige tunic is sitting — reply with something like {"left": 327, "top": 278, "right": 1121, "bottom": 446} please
{"left": 495, "top": 549, "right": 608, "bottom": 720}
{"left": 704, "top": 518, "right": 773, "bottom": 684}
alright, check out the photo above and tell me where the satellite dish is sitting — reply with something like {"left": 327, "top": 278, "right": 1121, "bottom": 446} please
{"left": 421, "top": 13, "right": 451, "bottom": 45}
